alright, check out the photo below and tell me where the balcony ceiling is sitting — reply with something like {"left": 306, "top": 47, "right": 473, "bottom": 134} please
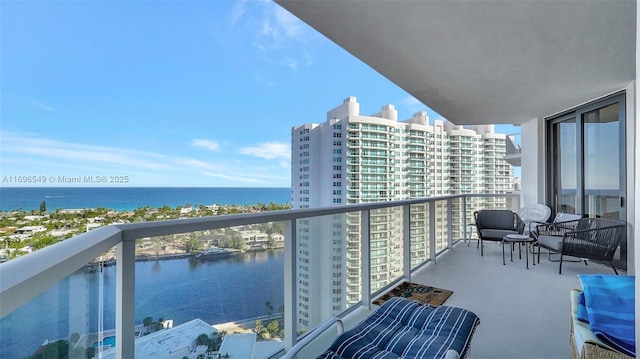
{"left": 276, "top": 0, "right": 636, "bottom": 125}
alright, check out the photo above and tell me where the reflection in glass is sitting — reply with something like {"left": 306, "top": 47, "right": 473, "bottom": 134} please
{"left": 0, "top": 254, "right": 113, "bottom": 359}
{"left": 553, "top": 119, "right": 577, "bottom": 214}
{"left": 583, "top": 103, "right": 620, "bottom": 219}
{"left": 370, "top": 207, "right": 404, "bottom": 294}
{"left": 296, "top": 214, "right": 355, "bottom": 331}
{"left": 410, "top": 203, "right": 429, "bottom": 269}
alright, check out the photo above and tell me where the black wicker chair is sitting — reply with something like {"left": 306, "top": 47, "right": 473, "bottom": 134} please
{"left": 474, "top": 210, "right": 525, "bottom": 256}
{"left": 534, "top": 218, "right": 625, "bottom": 274}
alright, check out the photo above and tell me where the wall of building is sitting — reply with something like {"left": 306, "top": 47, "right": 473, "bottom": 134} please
{"left": 291, "top": 96, "right": 517, "bottom": 331}
{"left": 520, "top": 117, "right": 545, "bottom": 207}
{"left": 624, "top": 81, "right": 636, "bottom": 275}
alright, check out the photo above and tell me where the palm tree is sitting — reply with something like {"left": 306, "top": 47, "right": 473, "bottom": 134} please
{"left": 264, "top": 301, "right": 274, "bottom": 315}
{"left": 143, "top": 316, "right": 153, "bottom": 334}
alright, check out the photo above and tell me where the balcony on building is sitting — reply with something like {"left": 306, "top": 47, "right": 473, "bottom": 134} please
{"left": 1, "top": 1, "right": 638, "bottom": 359}
{"left": 0, "top": 193, "right": 631, "bottom": 359}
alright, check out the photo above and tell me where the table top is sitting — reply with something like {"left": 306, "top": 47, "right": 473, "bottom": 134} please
{"left": 503, "top": 234, "right": 534, "bottom": 242}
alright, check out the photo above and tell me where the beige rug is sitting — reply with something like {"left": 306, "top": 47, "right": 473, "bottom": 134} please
{"left": 373, "top": 282, "right": 453, "bottom": 306}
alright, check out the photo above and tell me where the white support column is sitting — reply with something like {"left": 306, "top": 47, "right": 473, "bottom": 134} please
{"left": 429, "top": 202, "right": 436, "bottom": 263}
{"left": 116, "top": 239, "right": 135, "bottom": 359}
{"left": 284, "top": 219, "right": 297, "bottom": 350}
{"left": 361, "top": 210, "right": 371, "bottom": 309}
{"left": 402, "top": 204, "right": 412, "bottom": 282}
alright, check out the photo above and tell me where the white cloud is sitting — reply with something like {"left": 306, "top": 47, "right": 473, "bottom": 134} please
{"left": 2, "top": 132, "right": 172, "bottom": 170}
{"left": 228, "top": 1, "right": 316, "bottom": 71}
{"left": 229, "top": 0, "right": 248, "bottom": 28}
{"left": 27, "top": 99, "right": 55, "bottom": 112}
{"left": 191, "top": 139, "right": 221, "bottom": 151}
{"left": 239, "top": 142, "right": 290, "bottom": 160}
{"left": 203, "top": 171, "right": 268, "bottom": 184}
{"left": 0, "top": 132, "right": 290, "bottom": 186}
{"left": 274, "top": 6, "right": 302, "bottom": 38}
{"left": 281, "top": 56, "right": 298, "bottom": 70}
{"left": 254, "top": 73, "right": 277, "bottom": 87}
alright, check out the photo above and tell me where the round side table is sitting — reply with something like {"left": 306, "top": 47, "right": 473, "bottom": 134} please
{"left": 503, "top": 234, "right": 535, "bottom": 269}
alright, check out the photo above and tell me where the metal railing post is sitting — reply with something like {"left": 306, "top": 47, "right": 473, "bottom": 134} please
{"left": 462, "top": 195, "right": 468, "bottom": 244}
{"left": 116, "top": 239, "right": 136, "bottom": 359}
{"left": 429, "top": 201, "right": 436, "bottom": 263}
{"left": 403, "top": 204, "right": 412, "bottom": 282}
{"left": 284, "top": 219, "right": 297, "bottom": 350}
{"left": 447, "top": 198, "right": 453, "bottom": 250}
{"left": 361, "top": 210, "right": 371, "bottom": 309}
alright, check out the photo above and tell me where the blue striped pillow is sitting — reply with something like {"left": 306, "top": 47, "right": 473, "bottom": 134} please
{"left": 317, "top": 297, "right": 480, "bottom": 359}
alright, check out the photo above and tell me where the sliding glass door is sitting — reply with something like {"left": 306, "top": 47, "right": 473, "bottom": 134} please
{"left": 547, "top": 93, "right": 626, "bottom": 268}
{"left": 583, "top": 103, "right": 623, "bottom": 220}
{"left": 551, "top": 117, "right": 577, "bottom": 214}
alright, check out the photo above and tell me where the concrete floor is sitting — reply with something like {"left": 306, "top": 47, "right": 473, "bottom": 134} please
{"left": 410, "top": 240, "right": 621, "bottom": 359}
{"left": 282, "top": 241, "right": 622, "bottom": 359}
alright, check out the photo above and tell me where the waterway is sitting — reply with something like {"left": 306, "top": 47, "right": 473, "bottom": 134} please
{"left": 0, "top": 250, "right": 285, "bottom": 358}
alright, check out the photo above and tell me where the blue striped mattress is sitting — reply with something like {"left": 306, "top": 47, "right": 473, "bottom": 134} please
{"left": 317, "top": 297, "right": 480, "bottom": 359}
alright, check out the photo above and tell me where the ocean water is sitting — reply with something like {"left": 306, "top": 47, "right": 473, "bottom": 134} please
{"left": 0, "top": 187, "right": 291, "bottom": 212}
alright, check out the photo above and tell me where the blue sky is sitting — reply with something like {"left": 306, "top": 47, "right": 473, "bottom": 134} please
{"left": 1, "top": 0, "right": 518, "bottom": 188}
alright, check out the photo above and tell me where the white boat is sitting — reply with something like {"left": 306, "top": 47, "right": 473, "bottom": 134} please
{"left": 195, "top": 247, "right": 239, "bottom": 260}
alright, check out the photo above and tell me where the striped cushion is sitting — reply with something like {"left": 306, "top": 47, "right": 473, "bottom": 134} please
{"left": 317, "top": 297, "right": 480, "bottom": 359}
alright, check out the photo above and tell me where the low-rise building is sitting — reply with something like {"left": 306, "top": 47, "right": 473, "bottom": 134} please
{"left": 15, "top": 226, "right": 47, "bottom": 235}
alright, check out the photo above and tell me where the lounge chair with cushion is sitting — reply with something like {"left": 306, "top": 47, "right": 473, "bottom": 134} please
{"left": 283, "top": 297, "right": 480, "bottom": 359}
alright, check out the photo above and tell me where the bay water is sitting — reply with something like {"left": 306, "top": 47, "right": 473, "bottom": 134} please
{"left": 0, "top": 187, "right": 289, "bottom": 358}
{"left": 1, "top": 251, "right": 285, "bottom": 359}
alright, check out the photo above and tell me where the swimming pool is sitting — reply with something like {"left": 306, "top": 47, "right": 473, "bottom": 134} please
{"left": 92, "top": 335, "right": 116, "bottom": 348}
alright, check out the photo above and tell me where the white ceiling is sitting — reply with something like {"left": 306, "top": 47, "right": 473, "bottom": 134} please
{"left": 276, "top": 0, "right": 636, "bottom": 125}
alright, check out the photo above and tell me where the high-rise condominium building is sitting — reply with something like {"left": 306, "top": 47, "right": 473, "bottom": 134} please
{"left": 290, "top": 96, "right": 513, "bottom": 330}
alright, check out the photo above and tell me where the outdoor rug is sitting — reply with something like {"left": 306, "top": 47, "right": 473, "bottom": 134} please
{"left": 373, "top": 282, "right": 453, "bottom": 306}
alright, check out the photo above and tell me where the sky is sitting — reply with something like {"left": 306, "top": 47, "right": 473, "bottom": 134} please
{"left": 1, "top": 0, "right": 518, "bottom": 188}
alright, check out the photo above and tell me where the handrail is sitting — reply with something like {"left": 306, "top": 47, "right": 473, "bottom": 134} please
{"left": 0, "top": 192, "right": 519, "bottom": 358}
{"left": 281, "top": 316, "right": 344, "bottom": 359}
{"left": 0, "top": 225, "right": 123, "bottom": 318}
{"left": 2, "top": 196, "right": 478, "bottom": 316}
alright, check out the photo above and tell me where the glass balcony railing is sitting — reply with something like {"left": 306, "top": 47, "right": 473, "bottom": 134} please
{"left": 0, "top": 193, "right": 519, "bottom": 358}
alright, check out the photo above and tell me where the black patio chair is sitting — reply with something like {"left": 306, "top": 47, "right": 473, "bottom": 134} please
{"left": 534, "top": 217, "right": 625, "bottom": 274}
{"left": 474, "top": 210, "right": 525, "bottom": 256}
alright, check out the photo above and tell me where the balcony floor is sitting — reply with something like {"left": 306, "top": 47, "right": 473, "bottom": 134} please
{"left": 409, "top": 240, "right": 622, "bottom": 359}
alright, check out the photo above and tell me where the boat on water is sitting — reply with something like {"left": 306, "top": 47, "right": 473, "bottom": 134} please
{"left": 195, "top": 247, "right": 239, "bottom": 260}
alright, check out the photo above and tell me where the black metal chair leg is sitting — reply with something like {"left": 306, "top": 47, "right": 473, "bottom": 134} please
{"left": 512, "top": 243, "right": 516, "bottom": 260}
{"left": 559, "top": 255, "right": 563, "bottom": 274}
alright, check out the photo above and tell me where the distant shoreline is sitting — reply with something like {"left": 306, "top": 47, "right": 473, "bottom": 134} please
{"left": 0, "top": 186, "right": 292, "bottom": 212}
{"left": 87, "top": 248, "right": 285, "bottom": 270}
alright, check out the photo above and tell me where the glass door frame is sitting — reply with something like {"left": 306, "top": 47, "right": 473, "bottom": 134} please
{"left": 546, "top": 92, "right": 627, "bottom": 268}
